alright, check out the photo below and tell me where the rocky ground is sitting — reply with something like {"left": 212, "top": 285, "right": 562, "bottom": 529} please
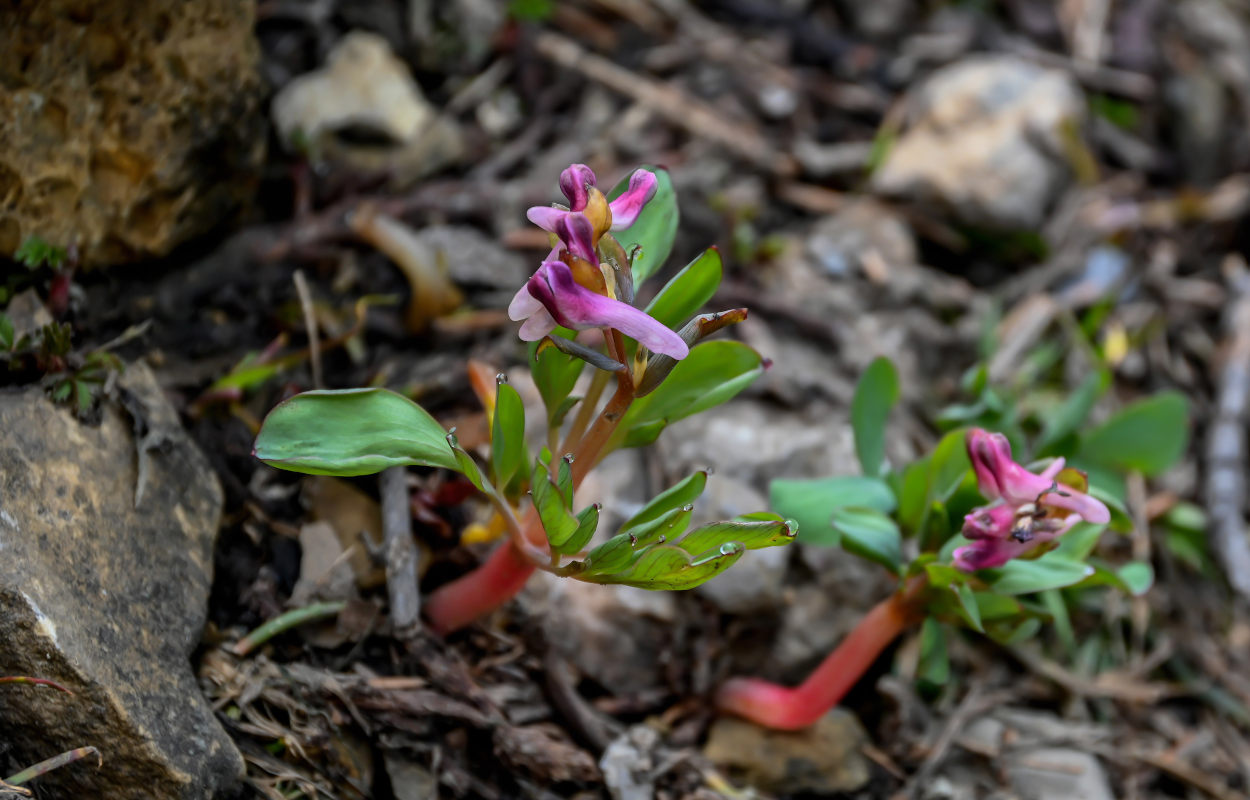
{"left": 3, "top": 0, "right": 1250, "bottom": 798}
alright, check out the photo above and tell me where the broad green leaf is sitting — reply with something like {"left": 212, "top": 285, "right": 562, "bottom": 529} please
{"left": 608, "top": 166, "right": 677, "bottom": 286}
{"left": 596, "top": 542, "right": 745, "bottom": 590}
{"left": 928, "top": 430, "right": 970, "bottom": 503}
{"left": 955, "top": 583, "right": 983, "bottom": 632}
{"left": 1053, "top": 522, "right": 1105, "bottom": 561}
{"left": 831, "top": 506, "right": 903, "bottom": 573}
{"left": 917, "top": 618, "right": 950, "bottom": 686}
{"left": 923, "top": 563, "right": 966, "bottom": 589}
{"left": 973, "top": 591, "right": 1023, "bottom": 621}
{"left": 1078, "top": 391, "right": 1189, "bottom": 476}
{"left": 851, "top": 357, "right": 899, "bottom": 476}
{"left": 897, "top": 458, "right": 931, "bottom": 534}
{"left": 1035, "top": 370, "right": 1109, "bottom": 456}
{"left": 491, "top": 381, "right": 526, "bottom": 489}
{"left": 255, "top": 388, "right": 459, "bottom": 476}
{"left": 620, "top": 471, "right": 708, "bottom": 532}
{"left": 447, "top": 432, "right": 487, "bottom": 492}
{"left": 554, "top": 504, "right": 600, "bottom": 556}
{"left": 1074, "top": 560, "right": 1154, "bottom": 596}
{"left": 644, "top": 248, "right": 722, "bottom": 331}
{"left": 531, "top": 330, "right": 585, "bottom": 426}
{"left": 990, "top": 555, "right": 1094, "bottom": 595}
{"left": 0, "top": 312, "right": 13, "bottom": 350}
{"left": 616, "top": 341, "right": 764, "bottom": 448}
{"left": 677, "top": 516, "right": 796, "bottom": 554}
{"left": 1041, "top": 589, "right": 1076, "bottom": 655}
{"left": 770, "top": 475, "right": 896, "bottom": 547}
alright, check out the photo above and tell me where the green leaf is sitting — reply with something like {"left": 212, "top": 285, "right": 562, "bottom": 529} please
{"left": 255, "top": 388, "right": 460, "bottom": 476}
{"left": 620, "top": 471, "right": 708, "bottom": 532}
{"left": 896, "top": 458, "right": 931, "bottom": 534}
{"left": 955, "top": 583, "right": 983, "bottom": 632}
{"left": 644, "top": 248, "right": 722, "bottom": 331}
{"left": 990, "top": 555, "right": 1095, "bottom": 595}
{"left": 608, "top": 166, "right": 677, "bottom": 286}
{"left": 491, "top": 380, "right": 526, "bottom": 489}
{"left": 770, "top": 475, "right": 895, "bottom": 547}
{"left": 1077, "top": 391, "right": 1189, "bottom": 476}
{"left": 1052, "top": 522, "right": 1105, "bottom": 561}
{"left": 531, "top": 331, "right": 585, "bottom": 426}
{"left": 676, "top": 516, "right": 796, "bottom": 553}
{"left": 928, "top": 429, "right": 971, "bottom": 503}
{"left": 622, "top": 505, "right": 695, "bottom": 548}
{"left": 581, "top": 532, "right": 638, "bottom": 575}
{"left": 831, "top": 506, "right": 903, "bottom": 573}
{"left": 1074, "top": 560, "right": 1154, "bottom": 596}
{"left": 616, "top": 341, "right": 763, "bottom": 448}
{"left": 447, "top": 432, "right": 487, "bottom": 493}
{"left": 532, "top": 460, "right": 579, "bottom": 550}
{"left": 0, "top": 312, "right": 13, "bottom": 350}
{"left": 596, "top": 542, "right": 745, "bottom": 590}
{"left": 917, "top": 618, "right": 950, "bottom": 686}
{"left": 851, "top": 357, "right": 899, "bottom": 476}
{"left": 554, "top": 504, "right": 600, "bottom": 556}
{"left": 1035, "top": 370, "right": 1109, "bottom": 456}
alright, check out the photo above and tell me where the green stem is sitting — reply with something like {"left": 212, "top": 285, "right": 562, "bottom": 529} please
{"left": 5, "top": 746, "right": 101, "bottom": 786}
{"left": 231, "top": 601, "right": 348, "bottom": 656}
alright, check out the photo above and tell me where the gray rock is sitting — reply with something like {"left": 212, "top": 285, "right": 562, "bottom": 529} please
{"left": 0, "top": 364, "right": 242, "bottom": 798}
{"left": 1005, "top": 748, "right": 1114, "bottom": 800}
{"left": 873, "top": 56, "right": 1086, "bottom": 230}
{"left": 806, "top": 198, "right": 918, "bottom": 278}
{"left": 415, "top": 225, "right": 531, "bottom": 291}
{"left": 704, "top": 711, "right": 871, "bottom": 794}
{"left": 600, "top": 725, "right": 662, "bottom": 800}
{"left": 520, "top": 571, "right": 675, "bottom": 694}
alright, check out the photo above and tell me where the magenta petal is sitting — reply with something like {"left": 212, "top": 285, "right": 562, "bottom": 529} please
{"left": 542, "top": 262, "right": 689, "bottom": 359}
{"left": 559, "top": 163, "right": 597, "bottom": 211}
{"left": 608, "top": 169, "right": 658, "bottom": 230}
{"left": 554, "top": 215, "right": 597, "bottom": 264}
{"left": 1041, "top": 489, "right": 1111, "bottom": 525}
{"left": 962, "top": 504, "right": 1015, "bottom": 540}
{"left": 954, "top": 540, "right": 1021, "bottom": 571}
{"left": 527, "top": 206, "right": 570, "bottom": 233}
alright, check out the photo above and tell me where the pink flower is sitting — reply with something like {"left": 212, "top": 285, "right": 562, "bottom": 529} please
{"left": 526, "top": 164, "right": 658, "bottom": 235}
{"left": 954, "top": 429, "right": 1110, "bottom": 572}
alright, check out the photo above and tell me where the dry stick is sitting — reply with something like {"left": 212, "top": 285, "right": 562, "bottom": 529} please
{"left": 379, "top": 466, "right": 421, "bottom": 639}
{"left": 531, "top": 31, "right": 797, "bottom": 178}
{"left": 292, "top": 269, "right": 322, "bottom": 389}
{"left": 1206, "top": 257, "right": 1250, "bottom": 601}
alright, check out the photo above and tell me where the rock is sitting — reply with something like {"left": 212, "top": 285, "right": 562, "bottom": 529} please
{"left": 704, "top": 711, "right": 871, "bottom": 795}
{"left": 837, "top": 0, "right": 917, "bottom": 38}
{"left": 0, "top": 1, "right": 265, "bottom": 266}
{"left": 806, "top": 198, "right": 918, "bottom": 279}
{"left": 271, "top": 31, "right": 462, "bottom": 187}
{"left": 384, "top": 754, "right": 439, "bottom": 800}
{"left": 520, "top": 571, "right": 675, "bottom": 695}
{"left": 1005, "top": 747, "right": 1114, "bottom": 800}
{"left": 0, "top": 364, "right": 242, "bottom": 797}
{"left": 873, "top": 56, "right": 1086, "bottom": 230}
{"left": 290, "top": 521, "right": 356, "bottom": 606}
{"left": 693, "top": 476, "right": 789, "bottom": 613}
{"left": 414, "top": 225, "right": 531, "bottom": 291}
{"left": 600, "top": 725, "right": 663, "bottom": 800}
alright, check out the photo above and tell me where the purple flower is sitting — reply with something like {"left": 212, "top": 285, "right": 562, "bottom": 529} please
{"left": 526, "top": 164, "right": 658, "bottom": 236}
{"left": 507, "top": 259, "right": 689, "bottom": 359}
{"left": 953, "top": 429, "right": 1110, "bottom": 572}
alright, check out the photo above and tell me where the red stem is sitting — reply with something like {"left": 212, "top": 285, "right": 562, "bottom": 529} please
{"left": 423, "top": 540, "right": 537, "bottom": 635}
{"left": 715, "top": 585, "right": 924, "bottom": 730}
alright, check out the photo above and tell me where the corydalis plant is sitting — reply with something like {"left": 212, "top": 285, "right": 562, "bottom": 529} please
{"left": 254, "top": 164, "right": 793, "bottom": 634}
{"left": 716, "top": 357, "right": 1180, "bottom": 731}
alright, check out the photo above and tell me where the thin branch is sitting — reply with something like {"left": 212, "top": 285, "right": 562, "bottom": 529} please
{"left": 380, "top": 466, "right": 421, "bottom": 638}
{"left": 292, "top": 270, "right": 322, "bottom": 389}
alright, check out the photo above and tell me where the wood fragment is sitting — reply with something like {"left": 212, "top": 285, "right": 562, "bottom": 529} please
{"left": 1205, "top": 255, "right": 1250, "bottom": 601}
{"left": 379, "top": 467, "right": 421, "bottom": 639}
{"left": 292, "top": 270, "right": 322, "bottom": 389}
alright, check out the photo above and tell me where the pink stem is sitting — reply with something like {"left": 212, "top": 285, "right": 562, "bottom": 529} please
{"left": 715, "top": 586, "right": 922, "bottom": 730}
{"left": 423, "top": 540, "right": 537, "bottom": 635}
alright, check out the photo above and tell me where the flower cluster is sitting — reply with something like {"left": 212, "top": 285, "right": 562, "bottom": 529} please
{"left": 954, "top": 429, "right": 1111, "bottom": 571}
{"left": 507, "top": 164, "right": 689, "bottom": 360}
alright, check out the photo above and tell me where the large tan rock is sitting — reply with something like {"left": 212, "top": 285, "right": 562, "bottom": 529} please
{"left": 0, "top": 364, "right": 242, "bottom": 798}
{"left": 0, "top": 0, "right": 265, "bottom": 267}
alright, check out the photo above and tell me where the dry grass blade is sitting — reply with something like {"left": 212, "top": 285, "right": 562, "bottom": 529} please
{"left": 4, "top": 746, "right": 101, "bottom": 787}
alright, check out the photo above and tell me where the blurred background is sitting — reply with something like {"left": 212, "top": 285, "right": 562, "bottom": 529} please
{"left": 2, "top": 1, "right": 1250, "bottom": 798}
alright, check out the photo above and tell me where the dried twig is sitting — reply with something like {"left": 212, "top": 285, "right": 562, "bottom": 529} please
{"left": 532, "top": 31, "right": 797, "bottom": 176}
{"left": 292, "top": 270, "right": 322, "bottom": 389}
{"left": 1205, "top": 256, "right": 1250, "bottom": 601}
{"left": 379, "top": 466, "right": 421, "bottom": 639}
